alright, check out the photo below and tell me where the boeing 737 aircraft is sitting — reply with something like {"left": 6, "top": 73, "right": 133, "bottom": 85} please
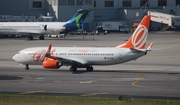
{"left": 13, "top": 15, "right": 154, "bottom": 71}
{"left": 0, "top": 8, "right": 90, "bottom": 40}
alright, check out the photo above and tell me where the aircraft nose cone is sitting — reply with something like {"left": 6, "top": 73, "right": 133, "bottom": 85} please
{"left": 12, "top": 54, "right": 18, "bottom": 61}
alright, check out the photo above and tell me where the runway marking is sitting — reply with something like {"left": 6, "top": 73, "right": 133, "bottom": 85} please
{"left": 131, "top": 75, "right": 153, "bottom": 88}
{"left": 18, "top": 76, "right": 36, "bottom": 80}
{"left": 80, "top": 92, "right": 108, "bottom": 96}
{"left": 132, "top": 75, "right": 180, "bottom": 92}
{"left": 53, "top": 81, "right": 78, "bottom": 84}
{"left": 132, "top": 75, "right": 149, "bottom": 88}
{"left": 79, "top": 81, "right": 95, "bottom": 84}
{"left": 35, "top": 77, "right": 45, "bottom": 80}
{"left": 53, "top": 81, "right": 62, "bottom": 83}
{"left": 19, "top": 90, "right": 45, "bottom": 95}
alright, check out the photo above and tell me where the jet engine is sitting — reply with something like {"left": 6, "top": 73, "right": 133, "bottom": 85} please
{"left": 42, "top": 25, "right": 66, "bottom": 32}
{"left": 43, "top": 60, "right": 61, "bottom": 69}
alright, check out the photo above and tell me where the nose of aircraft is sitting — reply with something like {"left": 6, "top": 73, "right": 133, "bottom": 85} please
{"left": 12, "top": 54, "right": 18, "bottom": 62}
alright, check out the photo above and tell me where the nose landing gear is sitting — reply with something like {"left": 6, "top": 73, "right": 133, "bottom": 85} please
{"left": 25, "top": 64, "right": 29, "bottom": 70}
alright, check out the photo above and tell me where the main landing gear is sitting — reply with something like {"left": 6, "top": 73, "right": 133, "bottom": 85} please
{"left": 28, "top": 34, "right": 33, "bottom": 40}
{"left": 86, "top": 66, "right": 93, "bottom": 71}
{"left": 70, "top": 66, "right": 77, "bottom": 72}
{"left": 27, "top": 34, "right": 44, "bottom": 40}
{"left": 25, "top": 64, "right": 29, "bottom": 70}
{"left": 39, "top": 35, "right": 44, "bottom": 40}
{"left": 69, "top": 66, "right": 93, "bottom": 72}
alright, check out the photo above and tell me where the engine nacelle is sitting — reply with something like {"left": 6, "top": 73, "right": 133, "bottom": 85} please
{"left": 42, "top": 25, "right": 66, "bottom": 32}
{"left": 43, "top": 60, "right": 61, "bottom": 69}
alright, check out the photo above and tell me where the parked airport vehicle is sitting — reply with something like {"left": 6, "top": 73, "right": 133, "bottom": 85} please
{"left": 12, "top": 15, "right": 153, "bottom": 71}
{"left": 0, "top": 8, "right": 90, "bottom": 40}
{"left": 102, "top": 22, "right": 130, "bottom": 33}
{"left": 48, "top": 34, "right": 66, "bottom": 38}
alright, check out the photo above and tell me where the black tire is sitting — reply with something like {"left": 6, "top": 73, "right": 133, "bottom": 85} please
{"left": 25, "top": 67, "right": 29, "bottom": 70}
{"left": 86, "top": 66, "right": 93, "bottom": 71}
{"left": 70, "top": 67, "right": 77, "bottom": 72}
{"left": 28, "top": 36, "right": 33, "bottom": 40}
{"left": 89, "top": 67, "right": 93, "bottom": 71}
{"left": 39, "top": 35, "right": 44, "bottom": 40}
{"left": 70, "top": 67, "right": 73, "bottom": 71}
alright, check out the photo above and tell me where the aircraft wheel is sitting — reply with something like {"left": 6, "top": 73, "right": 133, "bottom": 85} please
{"left": 39, "top": 35, "right": 44, "bottom": 40}
{"left": 86, "top": 66, "right": 93, "bottom": 71}
{"left": 28, "top": 36, "right": 33, "bottom": 40}
{"left": 25, "top": 65, "right": 29, "bottom": 70}
{"left": 70, "top": 66, "right": 77, "bottom": 72}
{"left": 30, "top": 36, "right": 33, "bottom": 40}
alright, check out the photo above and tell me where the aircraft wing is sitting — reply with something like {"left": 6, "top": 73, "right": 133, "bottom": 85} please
{"left": 56, "top": 57, "right": 89, "bottom": 66}
{"left": 16, "top": 29, "right": 47, "bottom": 34}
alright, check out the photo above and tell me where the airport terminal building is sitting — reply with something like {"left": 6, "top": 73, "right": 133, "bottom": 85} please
{"left": 0, "top": 0, "right": 180, "bottom": 31}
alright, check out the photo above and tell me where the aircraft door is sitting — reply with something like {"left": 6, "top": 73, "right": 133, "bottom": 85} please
{"left": 24, "top": 50, "right": 28, "bottom": 59}
{"left": 24, "top": 50, "right": 30, "bottom": 60}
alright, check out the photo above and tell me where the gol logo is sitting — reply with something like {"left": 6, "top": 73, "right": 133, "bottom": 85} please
{"left": 131, "top": 25, "right": 148, "bottom": 49}
{"left": 33, "top": 49, "right": 56, "bottom": 62}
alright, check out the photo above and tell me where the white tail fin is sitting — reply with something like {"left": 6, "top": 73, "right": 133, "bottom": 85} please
{"left": 115, "top": 15, "right": 151, "bottom": 49}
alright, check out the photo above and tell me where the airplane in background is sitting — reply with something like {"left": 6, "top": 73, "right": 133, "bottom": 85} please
{"left": 12, "top": 15, "right": 154, "bottom": 71}
{"left": 0, "top": 8, "right": 90, "bottom": 40}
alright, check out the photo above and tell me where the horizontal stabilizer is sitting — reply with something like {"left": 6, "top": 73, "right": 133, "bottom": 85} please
{"left": 150, "top": 46, "right": 171, "bottom": 51}
{"left": 130, "top": 48, "right": 145, "bottom": 53}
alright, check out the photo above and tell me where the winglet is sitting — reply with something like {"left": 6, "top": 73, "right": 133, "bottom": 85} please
{"left": 45, "top": 44, "right": 52, "bottom": 57}
{"left": 45, "top": 44, "right": 58, "bottom": 60}
{"left": 147, "top": 42, "right": 154, "bottom": 50}
{"left": 115, "top": 15, "right": 151, "bottom": 49}
{"left": 146, "top": 42, "right": 154, "bottom": 54}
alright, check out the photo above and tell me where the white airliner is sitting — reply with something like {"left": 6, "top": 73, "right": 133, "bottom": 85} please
{"left": 0, "top": 8, "right": 90, "bottom": 40}
{"left": 12, "top": 15, "right": 154, "bottom": 71}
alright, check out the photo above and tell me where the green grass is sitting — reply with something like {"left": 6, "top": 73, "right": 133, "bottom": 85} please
{"left": 0, "top": 94, "right": 180, "bottom": 105}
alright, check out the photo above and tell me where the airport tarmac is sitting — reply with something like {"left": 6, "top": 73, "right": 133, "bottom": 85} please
{"left": 0, "top": 32, "right": 180, "bottom": 98}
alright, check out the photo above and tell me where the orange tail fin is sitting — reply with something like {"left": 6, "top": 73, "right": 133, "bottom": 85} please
{"left": 115, "top": 15, "right": 151, "bottom": 49}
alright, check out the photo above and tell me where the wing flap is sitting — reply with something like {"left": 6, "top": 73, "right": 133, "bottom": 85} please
{"left": 17, "top": 30, "right": 46, "bottom": 34}
{"left": 57, "top": 57, "right": 88, "bottom": 66}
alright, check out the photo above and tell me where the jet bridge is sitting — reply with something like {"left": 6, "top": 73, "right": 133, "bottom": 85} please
{"left": 148, "top": 11, "right": 180, "bottom": 31}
